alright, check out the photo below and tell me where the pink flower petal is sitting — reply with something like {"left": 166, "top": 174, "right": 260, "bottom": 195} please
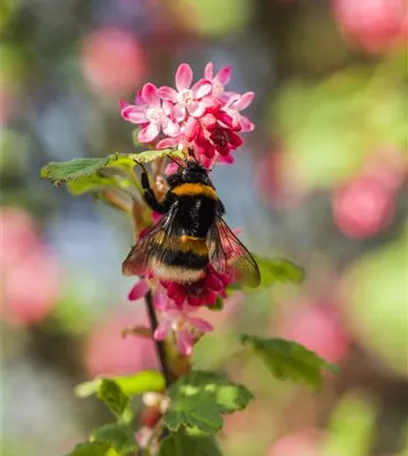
{"left": 201, "top": 96, "right": 219, "bottom": 109}
{"left": 215, "top": 66, "right": 232, "bottom": 85}
{"left": 157, "top": 86, "right": 178, "bottom": 102}
{"left": 176, "top": 328, "right": 194, "bottom": 356}
{"left": 227, "top": 130, "right": 243, "bottom": 147}
{"left": 164, "top": 162, "right": 180, "bottom": 175}
{"left": 134, "top": 89, "right": 144, "bottom": 105}
{"left": 188, "top": 317, "right": 214, "bottom": 333}
{"left": 240, "top": 115, "right": 254, "bottom": 132}
{"left": 218, "top": 153, "right": 234, "bottom": 164}
{"left": 233, "top": 91, "right": 255, "bottom": 110}
{"left": 175, "top": 63, "right": 193, "bottom": 91}
{"left": 204, "top": 145, "right": 216, "bottom": 158}
{"left": 187, "top": 101, "right": 206, "bottom": 118}
{"left": 163, "top": 118, "right": 180, "bottom": 137}
{"left": 162, "top": 100, "right": 173, "bottom": 115}
{"left": 153, "top": 288, "right": 168, "bottom": 311}
{"left": 192, "top": 79, "right": 212, "bottom": 99}
{"left": 204, "top": 62, "right": 214, "bottom": 80}
{"left": 157, "top": 137, "right": 179, "bottom": 150}
{"left": 184, "top": 117, "right": 200, "bottom": 141}
{"left": 173, "top": 104, "right": 186, "bottom": 123}
{"left": 128, "top": 279, "right": 149, "bottom": 301}
{"left": 121, "top": 105, "right": 148, "bottom": 124}
{"left": 138, "top": 123, "right": 160, "bottom": 143}
{"left": 154, "top": 319, "right": 172, "bottom": 340}
{"left": 142, "top": 83, "right": 160, "bottom": 107}
{"left": 216, "top": 111, "right": 234, "bottom": 128}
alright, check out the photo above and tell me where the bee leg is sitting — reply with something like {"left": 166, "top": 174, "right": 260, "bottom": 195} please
{"left": 139, "top": 166, "right": 170, "bottom": 214}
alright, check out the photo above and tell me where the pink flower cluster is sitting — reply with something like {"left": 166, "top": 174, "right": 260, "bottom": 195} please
{"left": 120, "top": 62, "right": 254, "bottom": 167}
{"left": 128, "top": 265, "right": 231, "bottom": 356}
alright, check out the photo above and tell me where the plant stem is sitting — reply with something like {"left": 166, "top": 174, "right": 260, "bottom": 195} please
{"left": 144, "top": 290, "right": 172, "bottom": 388}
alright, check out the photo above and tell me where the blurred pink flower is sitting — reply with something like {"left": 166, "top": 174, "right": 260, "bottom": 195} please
{"left": 85, "top": 311, "right": 157, "bottom": 377}
{"left": 81, "top": 27, "right": 146, "bottom": 95}
{"left": 0, "top": 207, "right": 39, "bottom": 268}
{"left": 1, "top": 207, "right": 60, "bottom": 327}
{"left": 333, "top": 176, "right": 395, "bottom": 238}
{"left": 268, "top": 430, "right": 322, "bottom": 456}
{"left": 2, "top": 248, "right": 60, "bottom": 327}
{"left": 333, "top": 0, "right": 407, "bottom": 53}
{"left": 121, "top": 83, "right": 179, "bottom": 143}
{"left": 275, "top": 303, "right": 349, "bottom": 364}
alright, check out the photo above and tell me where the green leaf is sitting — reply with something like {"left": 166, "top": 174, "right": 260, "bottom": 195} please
{"left": 321, "top": 393, "right": 376, "bottom": 456}
{"left": 65, "top": 442, "right": 111, "bottom": 456}
{"left": 163, "top": 370, "right": 254, "bottom": 435}
{"left": 130, "top": 148, "right": 183, "bottom": 164}
{"left": 97, "top": 380, "right": 131, "bottom": 419}
{"left": 41, "top": 157, "right": 115, "bottom": 186}
{"left": 75, "top": 371, "right": 165, "bottom": 398}
{"left": 256, "top": 257, "right": 305, "bottom": 286}
{"left": 67, "top": 175, "right": 132, "bottom": 196}
{"left": 41, "top": 149, "right": 182, "bottom": 187}
{"left": 241, "top": 335, "right": 338, "bottom": 391}
{"left": 209, "top": 296, "right": 224, "bottom": 311}
{"left": 91, "top": 424, "right": 138, "bottom": 454}
{"left": 159, "top": 431, "right": 222, "bottom": 456}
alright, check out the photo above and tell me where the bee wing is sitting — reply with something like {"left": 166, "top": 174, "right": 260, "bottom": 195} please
{"left": 208, "top": 216, "right": 261, "bottom": 288}
{"left": 122, "top": 204, "right": 179, "bottom": 276}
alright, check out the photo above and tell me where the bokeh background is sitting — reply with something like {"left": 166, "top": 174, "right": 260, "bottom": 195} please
{"left": 1, "top": 0, "right": 407, "bottom": 455}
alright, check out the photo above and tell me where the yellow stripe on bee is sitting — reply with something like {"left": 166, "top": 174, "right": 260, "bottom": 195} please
{"left": 172, "top": 183, "right": 217, "bottom": 200}
{"left": 179, "top": 235, "right": 208, "bottom": 256}
{"left": 152, "top": 232, "right": 208, "bottom": 256}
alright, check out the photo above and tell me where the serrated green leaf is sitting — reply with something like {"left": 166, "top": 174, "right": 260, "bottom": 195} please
{"left": 75, "top": 371, "right": 165, "bottom": 398}
{"left": 256, "top": 257, "right": 305, "bottom": 286}
{"left": 97, "top": 380, "right": 130, "bottom": 419}
{"left": 163, "top": 371, "right": 254, "bottom": 435}
{"left": 65, "top": 442, "right": 111, "bottom": 456}
{"left": 159, "top": 431, "right": 222, "bottom": 456}
{"left": 41, "top": 157, "right": 115, "bottom": 186}
{"left": 129, "top": 148, "right": 183, "bottom": 164}
{"left": 41, "top": 149, "right": 182, "bottom": 187}
{"left": 241, "top": 335, "right": 338, "bottom": 391}
{"left": 91, "top": 423, "right": 138, "bottom": 454}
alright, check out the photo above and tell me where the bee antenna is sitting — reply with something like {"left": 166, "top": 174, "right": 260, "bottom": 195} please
{"left": 166, "top": 153, "right": 183, "bottom": 168}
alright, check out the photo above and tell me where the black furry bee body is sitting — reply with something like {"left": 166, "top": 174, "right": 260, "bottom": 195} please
{"left": 123, "top": 159, "right": 260, "bottom": 287}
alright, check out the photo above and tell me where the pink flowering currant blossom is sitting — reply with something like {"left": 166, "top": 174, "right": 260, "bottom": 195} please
{"left": 204, "top": 62, "right": 232, "bottom": 98}
{"left": 121, "top": 82, "right": 179, "bottom": 143}
{"left": 153, "top": 289, "right": 214, "bottom": 356}
{"left": 157, "top": 63, "right": 212, "bottom": 122}
{"left": 122, "top": 62, "right": 255, "bottom": 167}
{"left": 161, "top": 265, "right": 231, "bottom": 307}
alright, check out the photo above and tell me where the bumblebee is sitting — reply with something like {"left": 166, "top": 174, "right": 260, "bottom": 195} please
{"left": 122, "top": 157, "right": 260, "bottom": 288}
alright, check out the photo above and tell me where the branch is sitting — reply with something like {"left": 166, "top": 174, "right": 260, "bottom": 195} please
{"left": 144, "top": 290, "right": 172, "bottom": 388}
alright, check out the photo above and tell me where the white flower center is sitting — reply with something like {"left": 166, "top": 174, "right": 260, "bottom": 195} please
{"left": 146, "top": 107, "right": 162, "bottom": 124}
{"left": 177, "top": 89, "right": 194, "bottom": 105}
